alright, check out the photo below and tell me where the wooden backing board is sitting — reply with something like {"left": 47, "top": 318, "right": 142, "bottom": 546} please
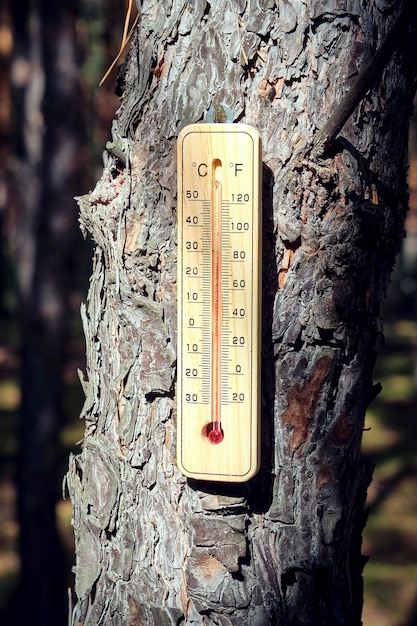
{"left": 177, "top": 123, "right": 262, "bottom": 482}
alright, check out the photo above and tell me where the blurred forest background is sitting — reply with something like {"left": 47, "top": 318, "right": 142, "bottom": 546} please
{"left": 0, "top": 0, "right": 416, "bottom": 625}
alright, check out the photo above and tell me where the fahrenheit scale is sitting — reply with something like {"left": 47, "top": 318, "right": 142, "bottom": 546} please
{"left": 177, "top": 123, "right": 262, "bottom": 482}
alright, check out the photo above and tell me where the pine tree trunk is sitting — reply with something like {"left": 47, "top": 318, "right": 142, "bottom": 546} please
{"left": 67, "top": 1, "right": 417, "bottom": 624}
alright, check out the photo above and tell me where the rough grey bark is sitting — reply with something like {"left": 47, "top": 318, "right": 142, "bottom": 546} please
{"left": 67, "top": 1, "right": 417, "bottom": 624}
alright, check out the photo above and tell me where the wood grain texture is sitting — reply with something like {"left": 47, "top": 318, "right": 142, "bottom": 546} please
{"left": 67, "top": 1, "right": 417, "bottom": 624}
{"left": 177, "top": 123, "right": 262, "bottom": 482}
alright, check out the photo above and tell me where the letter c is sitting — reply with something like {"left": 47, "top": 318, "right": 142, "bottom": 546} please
{"left": 198, "top": 163, "right": 208, "bottom": 177}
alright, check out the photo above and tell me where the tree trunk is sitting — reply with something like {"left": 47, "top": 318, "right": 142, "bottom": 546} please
{"left": 67, "top": 1, "right": 417, "bottom": 624}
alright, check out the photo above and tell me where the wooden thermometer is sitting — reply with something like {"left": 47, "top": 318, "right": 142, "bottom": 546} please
{"left": 177, "top": 123, "right": 262, "bottom": 482}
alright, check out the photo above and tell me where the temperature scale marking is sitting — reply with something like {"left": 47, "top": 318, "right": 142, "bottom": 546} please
{"left": 177, "top": 123, "right": 262, "bottom": 482}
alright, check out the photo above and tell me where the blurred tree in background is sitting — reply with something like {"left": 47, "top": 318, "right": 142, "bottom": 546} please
{"left": 11, "top": 0, "right": 80, "bottom": 621}
{"left": 0, "top": 0, "right": 126, "bottom": 623}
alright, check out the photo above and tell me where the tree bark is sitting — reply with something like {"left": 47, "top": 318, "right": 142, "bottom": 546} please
{"left": 67, "top": 1, "right": 417, "bottom": 624}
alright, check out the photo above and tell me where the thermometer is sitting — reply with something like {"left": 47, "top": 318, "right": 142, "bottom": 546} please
{"left": 177, "top": 123, "right": 262, "bottom": 482}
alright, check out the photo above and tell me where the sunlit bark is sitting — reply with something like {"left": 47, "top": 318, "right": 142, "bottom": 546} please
{"left": 68, "top": 2, "right": 417, "bottom": 624}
